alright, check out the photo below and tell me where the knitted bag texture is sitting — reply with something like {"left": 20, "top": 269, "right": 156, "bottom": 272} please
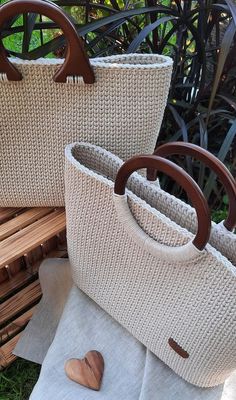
{"left": 65, "top": 143, "right": 236, "bottom": 266}
{"left": 65, "top": 142, "right": 236, "bottom": 388}
{"left": 0, "top": 54, "right": 172, "bottom": 207}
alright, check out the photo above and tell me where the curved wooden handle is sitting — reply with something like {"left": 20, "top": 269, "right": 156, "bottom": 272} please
{"left": 115, "top": 155, "right": 211, "bottom": 251}
{"left": 147, "top": 142, "right": 236, "bottom": 231}
{"left": 0, "top": 0, "right": 95, "bottom": 83}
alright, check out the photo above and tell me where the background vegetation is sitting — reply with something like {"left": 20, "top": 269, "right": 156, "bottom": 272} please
{"left": 0, "top": 1, "right": 235, "bottom": 398}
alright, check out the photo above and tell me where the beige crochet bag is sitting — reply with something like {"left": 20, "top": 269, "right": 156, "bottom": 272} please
{"left": 147, "top": 142, "right": 236, "bottom": 267}
{"left": 65, "top": 142, "right": 236, "bottom": 388}
{"left": 0, "top": 0, "right": 172, "bottom": 207}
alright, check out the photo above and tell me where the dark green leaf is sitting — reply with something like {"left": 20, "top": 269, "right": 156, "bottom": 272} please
{"left": 226, "top": 0, "right": 236, "bottom": 26}
{"left": 207, "top": 20, "right": 236, "bottom": 121}
{"left": 22, "top": 13, "right": 38, "bottom": 53}
{"left": 218, "top": 94, "right": 236, "bottom": 111}
{"left": 168, "top": 105, "right": 193, "bottom": 176}
{"left": 127, "top": 16, "right": 176, "bottom": 53}
{"left": 204, "top": 119, "right": 236, "bottom": 198}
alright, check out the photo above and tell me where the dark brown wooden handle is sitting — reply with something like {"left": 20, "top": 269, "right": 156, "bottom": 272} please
{"left": 147, "top": 142, "right": 236, "bottom": 231}
{"left": 115, "top": 155, "right": 211, "bottom": 251}
{"left": 0, "top": 0, "right": 95, "bottom": 83}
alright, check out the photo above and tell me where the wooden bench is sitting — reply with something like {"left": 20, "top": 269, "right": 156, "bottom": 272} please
{"left": 0, "top": 207, "right": 67, "bottom": 369}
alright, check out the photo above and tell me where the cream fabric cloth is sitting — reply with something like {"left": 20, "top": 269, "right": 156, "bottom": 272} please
{"left": 14, "top": 259, "right": 236, "bottom": 399}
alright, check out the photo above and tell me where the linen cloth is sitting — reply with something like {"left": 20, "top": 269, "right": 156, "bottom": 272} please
{"left": 14, "top": 259, "right": 236, "bottom": 399}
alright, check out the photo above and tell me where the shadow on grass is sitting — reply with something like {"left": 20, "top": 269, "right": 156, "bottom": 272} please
{"left": 0, "top": 359, "right": 40, "bottom": 400}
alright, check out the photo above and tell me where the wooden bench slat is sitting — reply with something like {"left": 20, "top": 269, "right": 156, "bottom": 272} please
{"left": 0, "top": 333, "right": 20, "bottom": 369}
{"left": 0, "top": 208, "right": 54, "bottom": 241}
{"left": 0, "top": 280, "right": 41, "bottom": 326}
{"left": 0, "top": 306, "right": 36, "bottom": 344}
{"left": 0, "top": 268, "right": 38, "bottom": 302}
{"left": 0, "top": 209, "right": 66, "bottom": 269}
{"left": 0, "top": 247, "right": 67, "bottom": 300}
{"left": 0, "top": 208, "right": 25, "bottom": 224}
{"left": 0, "top": 206, "right": 67, "bottom": 368}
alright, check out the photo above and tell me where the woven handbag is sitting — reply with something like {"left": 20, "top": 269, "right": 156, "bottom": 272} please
{"left": 146, "top": 142, "right": 236, "bottom": 266}
{"left": 64, "top": 140, "right": 236, "bottom": 264}
{"left": 65, "top": 142, "right": 236, "bottom": 388}
{"left": 0, "top": 0, "right": 172, "bottom": 207}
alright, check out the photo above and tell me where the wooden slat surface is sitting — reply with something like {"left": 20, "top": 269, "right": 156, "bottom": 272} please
{"left": 0, "top": 334, "right": 20, "bottom": 369}
{"left": 0, "top": 306, "right": 36, "bottom": 344}
{"left": 0, "top": 207, "right": 67, "bottom": 368}
{"left": 0, "top": 208, "right": 25, "bottom": 224}
{"left": 0, "top": 247, "right": 67, "bottom": 300}
{"left": 0, "top": 280, "right": 41, "bottom": 325}
{"left": 0, "top": 267, "right": 38, "bottom": 302}
{"left": 0, "top": 209, "right": 66, "bottom": 269}
{"left": 0, "top": 208, "right": 53, "bottom": 241}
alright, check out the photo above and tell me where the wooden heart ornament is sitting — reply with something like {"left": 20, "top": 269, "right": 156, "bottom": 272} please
{"left": 65, "top": 351, "right": 104, "bottom": 391}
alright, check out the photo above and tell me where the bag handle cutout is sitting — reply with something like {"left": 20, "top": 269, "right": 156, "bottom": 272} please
{"left": 114, "top": 155, "right": 211, "bottom": 252}
{"left": 147, "top": 142, "right": 236, "bottom": 232}
{"left": 0, "top": 0, "right": 95, "bottom": 83}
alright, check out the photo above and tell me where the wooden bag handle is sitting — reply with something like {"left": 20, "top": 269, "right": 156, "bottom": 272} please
{"left": 0, "top": 0, "right": 95, "bottom": 83}
{"left": 147, "top": 142, "right": 236, "bottom": 231}
{"left": 115, "top": 155, "right": 211, "bottom": 251}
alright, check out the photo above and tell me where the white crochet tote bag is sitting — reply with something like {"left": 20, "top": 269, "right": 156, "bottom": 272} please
{"left": 147, "top": 142, "right": 236, "bottom": 267}
{"left": 65, "top": 142, "right": 236, "bottom": 388}
{"left": 0, "top": 0, "right": 172, "bottom": 207}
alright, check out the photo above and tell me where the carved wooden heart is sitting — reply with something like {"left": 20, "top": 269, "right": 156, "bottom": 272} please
{"left": 65, "top": 351, "right": 104, "bottom": 391}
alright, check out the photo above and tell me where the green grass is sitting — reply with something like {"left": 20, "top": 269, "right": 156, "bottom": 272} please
{"left": 0, "top": 359, "right": 40, "bottom": 400}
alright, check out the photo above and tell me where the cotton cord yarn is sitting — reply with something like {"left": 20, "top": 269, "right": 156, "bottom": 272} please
{"left": 0, "top": 54, "right": 172, "bottom": 206}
